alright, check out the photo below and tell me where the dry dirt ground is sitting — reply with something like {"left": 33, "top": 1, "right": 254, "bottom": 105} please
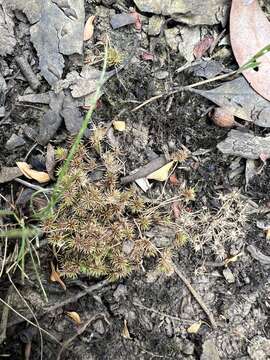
{"left": 1, "top": 1, "right": 270, "bottom": 359}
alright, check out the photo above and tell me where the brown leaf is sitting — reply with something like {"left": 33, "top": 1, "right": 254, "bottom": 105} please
{"left": 45, "top": 144, "right": 55, "bottom": 180}
{"left": 187, "top": 321, "right": 202, "bottom": 334}
{"left": 122, "top": 319, "right": 132, "bottom": 339}
{"left": 66, "top": 311, "right": 81, "bottom": 325}
{"left": 147, "top": 161, "right": 175, "bottom": 182}
{"left": 193, "top": 35, "right": 214, "bottom": 59}
{"left": 230, "top": 0, "right": 270, "bottom": 101}
{"left": 50, "top": 262, "right": 66, "bottom": 291}
{"left": 84, "top": 15, "right": 95, "bottom": 41}
{"left": 112, "top": 120, "right": 126, "bottom": 132}
{"left": 16, "top": 162, "right": 50, "bottom": 184}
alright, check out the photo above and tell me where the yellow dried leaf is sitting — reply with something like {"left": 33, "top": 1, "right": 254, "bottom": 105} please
{"left": 224, "top": 252, "right": 243, "bottom": 266}
{"left": 66, "top": 311, "right": 81, "bottom": 325}
{"left": 147, "top": 161, "right": 175, "bottom": 182}
{"left": 16, "top": 162, "right": 50, "bottom": 184}
{"left": 122, "top": 319, "right": 132, "bottom": 339}
{"left": 50, "top": 262, "right": 66, "bottom": 291}
{"left": 113, "top": 120, "right": 126, "bottom": 132}
{"left": 84, "top": 15, "right": 95, "bottom": 41}
{"left": 187, "top": 321, "right": 202, "bottom": 334}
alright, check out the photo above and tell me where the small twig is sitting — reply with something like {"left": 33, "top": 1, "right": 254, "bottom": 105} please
{"left": 0, "top": 287, "right": 12, "bottom": 345}
{"left": 131, "top": 70, "right": 238, "bottom": 113}
{"left": 14, "top": 178, "right": 53, "bottom": 193}
{"left": 121, "top": 155, "right": 167, "bottom": 184}
{"left": 15, "top": 55, "right": 41, "bottom": 90}
{"left": 7, "top": 279, "right": 109, "bottom": 329}
{"left": 56, "top": 313, "right": 109, "bottom": 360}
{"left": 173, "top": 264, "right": 217, "bottom": 329}
{"left": 133, "top": 300, "right": 191, "bottom": 324}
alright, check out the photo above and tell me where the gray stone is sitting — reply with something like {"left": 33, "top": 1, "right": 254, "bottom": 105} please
{"left": 133, "top": 0, "right": 229, "bottom": 26}
{"left": 122, "top": 240, "right": 134, "bottom": 255}
{"left": 93, "top": 319, "right": 105, "bottom": 335}
{"left": 154, "top": 70, "right": 169, "bottom": 80}
{"left": 164, "top": 28, "right": 180, "bottom": 52}
{"left": 113, "top": 284, "right": 128, "bottom": 301}
{"left": 178, "top": 26, "right": 201, "bottom": 62}
{"left": 248, "top": 336, "right": 270, "bottom": 360}
{"left": 223, "top": 268, "right": 235, "bottom": 283}
{"left": 201, "top": 339, "right": 220, "bottom": 360}
{"left": 5, "top": 134, "right": 25, "bottom": 150}
{"left": 148, "top": 15, "right": 164, "bottom": 36}
{"left": 182, "top": 340, "right": 195, "bottom": 355}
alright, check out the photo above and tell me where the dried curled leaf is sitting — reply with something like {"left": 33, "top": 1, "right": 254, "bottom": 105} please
{"left": 230, "top": 0, "right": 270, "bottom": 101}
{"left": 66, "top": 311, "right": 81, "bottom": 325}
{"left": 113, "top": 120, "right": 126, "bottom": 132}
{"left": 147, "top": 161, "right": 175, "bottom": 181}
{"left": 122, "top": 319, "right": 132, "bottom": 339}
{"left": 84, "top": 15, "right": 95, "bottom": 41}
{"left": 50, "top": 262, "right": 66, "bottom": 291}
{"left": 187, "top": 321, "right": 202, "bottom": 334}
{"left": 16, "top": 162, "right": 50, "bottom": 183}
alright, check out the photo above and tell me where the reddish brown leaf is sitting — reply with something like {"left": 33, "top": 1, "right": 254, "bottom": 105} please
{"left": 169, "top": 173, "right": 180, "bottom": 186}
{"left": 193, "top": 35, "right": 214, "bottom": 59}
{"left": 130, "top": 11, "right": 142, "bottom": 31}
{"left": 141, "top": 51, "right": 154, "bottom": 61}
{"left": 230, "top": 0, "right": 270, "bottom": 101}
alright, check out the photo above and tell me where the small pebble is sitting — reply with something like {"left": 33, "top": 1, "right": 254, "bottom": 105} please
{"left": 148, "top": 15, "right": 164, "bottom": 36}
{"left": 223, "top": 268, "right": 235, "bottom": 283}
{"left": 93, "top": 319, "right": 105, "bottom": 335}
{"left": 113, "top": 284, "right": 128, "bottom": 302}
{"left": 211, "top": 107, "right": 235, "bottom": 128}
{"left": 5, "top": 134, "right": 25, "bottom": 150}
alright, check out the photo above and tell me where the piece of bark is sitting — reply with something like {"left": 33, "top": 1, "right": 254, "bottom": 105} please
{"left": 15, "top": 55, "right": 41, "bottom": 90}
{"left": 217, "top": 130, "right": 270, "bottom": 159}
{"left": 189, "top": 77, "right": 270, "bottom": 127}
{"left": 121, "top": 155, "right": 167, "bottom": 184}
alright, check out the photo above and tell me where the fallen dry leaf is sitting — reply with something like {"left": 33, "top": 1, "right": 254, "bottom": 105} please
{"left": 113, "top": 120, "right": 126, "bottom": 132}
{"left": 147, "top": 161, "right": 175, "bottom": 182}
{"left": 230, "top": 0, "right": 270, "bottom": 101}
{"left": 190, "top": 77, "right": 270, "bottom": 127}
{"left": 193, "top": 35, "right": 214, "bottom": 59}
{"left": 50, "top": 262, "right": 66, "bottom": 291}
{"left": 122, "top": 319, "right": 132, "bottom": 339}
{"left": 169, "top": 173, "right": 180, "bottom": 185}
{"left": 66, "top": 311, "right": 81, "bottom": 325}
{"left": 224, "top": 252, "right": 243, "bottom": 266}
{"left": 141, "top": 51, "right": 154, "bottom": 61}
{"left": 16, "top": 162, "right": 50, "bottom": 184}
{"left": 84, "top": 15, "right": 95, "bottom": 41}
{"left": 187, "top": 321, "right": 202, "bottom": 334}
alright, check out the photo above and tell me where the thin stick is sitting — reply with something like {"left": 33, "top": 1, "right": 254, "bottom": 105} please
{"left": 14, "top": 178, "right": 53, "bottom": 193}
{"left": 0, "top": 296, "right": 60, "bottom": 344}
{"left": 133, "top": 300, "right": 191, "bottom": 324}
{"left": 173, "top": 264, "right": 217, "bottom": 329}
{"left": 7, "top": 279, "right": 109, "bottom": 329}
{"left": 131, "top": 70, "right": 238, "bottom": 113}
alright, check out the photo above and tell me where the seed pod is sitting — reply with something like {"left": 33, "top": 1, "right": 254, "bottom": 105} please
{"left": 211, "top": 107, "right": 235, "bottom": 128}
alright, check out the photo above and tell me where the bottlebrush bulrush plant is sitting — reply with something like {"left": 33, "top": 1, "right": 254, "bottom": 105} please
{"left": 43, "top": 137, "right": 171, "bottom": 281}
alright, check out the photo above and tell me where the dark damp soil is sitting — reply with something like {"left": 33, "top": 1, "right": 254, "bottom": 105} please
{"left": 1, "top": 1, "right": 270, "bottom": 360}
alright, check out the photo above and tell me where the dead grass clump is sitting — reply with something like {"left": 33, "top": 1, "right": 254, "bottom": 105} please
{"left": 43, "top": 133, "right": 178, "bottom": 281}
{"left": 176, "top": 191, "right": 248, "bottom": 259}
